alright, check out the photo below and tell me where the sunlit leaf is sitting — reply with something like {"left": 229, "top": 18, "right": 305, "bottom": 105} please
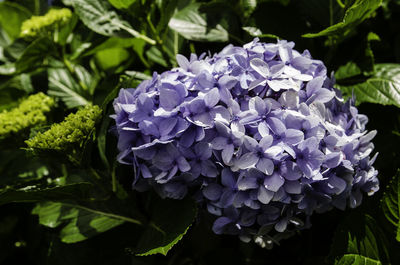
{"left": 336, "top": 64, "right": 400, "bottom": 108}
{"left": 33, "top": 202, "right": 125, "bottom": 243}
{"left": 168, "top": 2, "right": 236, "bottom": 42}
{"left": 335, "top": 254, "right": 382, "bottom": 265}
{"left": 47, "top": 67, "right": 90, "bottom": 108}
{"left": 303, "top": 0, "right": 382, "bottom": 38}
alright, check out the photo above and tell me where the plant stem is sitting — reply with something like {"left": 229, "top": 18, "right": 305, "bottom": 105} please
{"left": 114, "top": 22, "right": 156, "bottom": 45}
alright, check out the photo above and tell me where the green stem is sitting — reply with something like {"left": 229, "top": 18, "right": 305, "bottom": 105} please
{"left": 336, "top": 0, "right": 345, "bottom": 8}
{"left": 149, "top": 221, "right": 166, "bottom": 235}
{"left": 63, "top": 202, "right": 143, "bottom": 225}
{"left": 145, "top": 12, "right": 173, "bottom": 66}
{"left": 34, "top": 0, "right": 40, "bottom": 15}
{"left": 114, "top": 22, "right": 156, "bottom": 45}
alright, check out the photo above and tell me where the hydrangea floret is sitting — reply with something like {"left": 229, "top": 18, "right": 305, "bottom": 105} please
{"left": 20, "top": 8, "right": 72, "bottom": 38}
{"left": 112, "top": 39, "right": 379, "bottom": 246}
{"left": 0, "top": 92, "right": 54, "bottom": 139}
{"left": 26, "top": 105, "right": 101, "bottom": 151}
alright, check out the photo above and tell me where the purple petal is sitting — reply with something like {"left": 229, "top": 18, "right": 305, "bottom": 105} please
{"left": 160, "top": 87, "right": 181, "bottom": 109}
{"left": 257, "top": 186, "right": 274, "bottom": 204}
{"left": 264, "top": 173, "right": 284, "bottom": 192}
{"left": 328, "top": 175, "right": 347, "bottom": 194}
{"left": 267, "top": 117, "right": 286, "bottom": 136}
{"left": 284, "top": 129, "right": 304, "bottom": 145}
{"left": 325, "top": 152, "right": 342, "bottom": 168}
{"left": 256, "top": 158, "right": 274, "bottom": 175}
{"left": 259, "top": 135, "right": 273, "bottom": 150}
{"left": 237, "top": 177, "right": 258, "bottom": 190}
{"left": 284, "top": 180, "right": 301, "bottom": 194}
{"left": 159, "top": 118, "right": 178, "bottom": 136}
{"left": 204, "top": 88, "right": 220, "bottom": 107}
{"left": 203, "top": 183, "right": 223, "bottom": 200}
{"left": 222, "top": 144, "right": 235, "bottom": 164}
{"left": 280, "top": 161, "right": 302, "bottom": 180}
{"left": 212, "top": 217, "right": 233, "bottom": 234}
{"left": 218, "top": 75, "right": 237, "bottom": 90}
{"left": 221, "top": 168, "right": 236, "bottom": 188}
{"left": 250, "top": 58, "right": 270, "bottom": 77}
{"left": 201, "top": 160, "right": 218, "bottom": 178}
{"left": 176, "top": 157, "right": 191, "bottom": 172}
{"left": 236, "top": 153, "right": 258, "bottom": 169}
{"left": 211, "top": 136, "right": 228, "bottom": 150}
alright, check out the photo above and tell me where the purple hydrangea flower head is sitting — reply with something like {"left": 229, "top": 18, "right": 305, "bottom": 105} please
{"left": 112, "top": 38, "right": 379, "bottom": 247}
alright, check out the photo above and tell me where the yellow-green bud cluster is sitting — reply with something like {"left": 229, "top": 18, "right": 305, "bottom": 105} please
{"left": 0, "top": 93, "right": 54, "bottom": 139}
{"left": 20, "top": 8, "right": 72, "bottom": 38}
{"left": 26, "top": 105, "right": 102, "bottom": 151}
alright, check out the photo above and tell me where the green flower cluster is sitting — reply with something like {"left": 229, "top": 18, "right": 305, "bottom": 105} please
{"left": 20, "top": 8, "right": 72, "bottom": 38}
{"left": 26, "top": 105, "right": 102, "bottom": 151}
{"left": 0, "top": 93, "right": 54, "bottom": 139}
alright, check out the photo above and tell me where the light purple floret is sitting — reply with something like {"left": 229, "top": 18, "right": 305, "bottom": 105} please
{"left": 112, "top": 38, "right": 379, "bottom": 247}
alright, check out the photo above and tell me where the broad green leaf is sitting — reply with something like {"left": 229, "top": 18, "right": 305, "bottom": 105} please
{"left": 108, "top": 0, "right": 136, "bottom": 9}
{"left": 336, "top": 64, "right": 400, "bottom": 108}
{"left": 0, "top": 2, "right": 31, "bottom": 41}
{"left": 48, "top": 67, "right": 90, "bottom": 108}
{"left": 0, "top": 63, "right": 16, "bottom": 75}
{"left": 330, "top": 213, "right": 390, "bottom": 264}
{"left": 146, "top": 46, "right": 168, "bottom": 67}
{"left": 381, "top": 169, "right": 400, "bottom": 241}
{"left": 95, "top": 47, "right": 130, "bottom": 70}
{"left": 168, "top": 3, "right": 235, "bottom": 42}
{"left": 239, "top": 0, "right": 257, "bottom": 18}
{"left": 303, "top": 0, "right": 382, "bottom": 38}
{"left": 15, "top": 37, "right": 55, "bottom": 73}
{"left": 84, "top": 37, "right": 137, "bottom": 56}
{"left": 33, "top": 202, "right": 125, "bottom": 243}
{"left": 135, "top": 197, "right": 197, "bottom": 256}
{"left": 335, "top": 254, "right": 382, "bottom": 265}
{"left": 0, "top": 182, "right": 92, "bottom": 205}
{"left": 68, "top": 0, "right": 155, "bottom": 44}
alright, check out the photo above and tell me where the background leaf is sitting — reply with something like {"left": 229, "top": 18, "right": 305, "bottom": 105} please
{"left": 336, "top": 63, "right": 400, "bottom": 107}
{"left": 303, "top": 0, "right": 382, "bottom": 38}
{"left": 32, "top": 201, "right": 125, "bottom": 243}
{"left": 47, "top": 67, "right": 90, "bottom": 108}
{"left": 134, "top": 197, "right": 197, "bottom": 256}
{"left": 381, "top": 169, "right": 400, "bottom": 242}
{"left": 335, "top": 254, "right": 382, "bottom": 265}
{"left": 168, "top": 2, "right": 236, "bottom": 42}
{"left": 0, "top": 2, "right": 31, "bottom": 41}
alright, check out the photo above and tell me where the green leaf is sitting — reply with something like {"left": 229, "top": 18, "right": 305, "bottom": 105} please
{"left": 68, "top": 0, "right": 155, "bottom": 44}
{"left": 381, "top": 169, "right": 400, "bottom": 241}
{"left": 330, "top": 213, "right": 390, "bottom": 264}
{"left": 303, "top": 0, "right": 382, "bottom": 38}
{"left": 84, "top": 37, "right": 137, "bottom": 56}
{"left": 48, "top": 67, "right": 90, "bottom": 108}
{"left": 15, "top": 37, "right": 55, "bottom": 73}
{"left": 168, "top": 2, "right": 234, "bottom": 42}
{"left": 95, "top": 48, "right": 130, "bottom": 70}
{"left": 108, "top": 0, "right": 136, "bottom": 9}
{"left": 135, "top": 197, "right": 197, "bottom": 256}
{"left": 32, "top": 202, "right": 125, "bottom": 243}
{"left": 335, "top": 254, "right": 382, "bottom": 265}
{"left": 0, "top": 2, "right": 31, "bottom": 41}
{"left": 0, "top": 182, "right": 92, "bottom": 205}
{"left": 336, "top": 64, "right": 400, "bottom": 107}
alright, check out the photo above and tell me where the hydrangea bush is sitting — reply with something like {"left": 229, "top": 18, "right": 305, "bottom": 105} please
{"left": 112, "top": 39, "right": 379, "bottom": 244}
